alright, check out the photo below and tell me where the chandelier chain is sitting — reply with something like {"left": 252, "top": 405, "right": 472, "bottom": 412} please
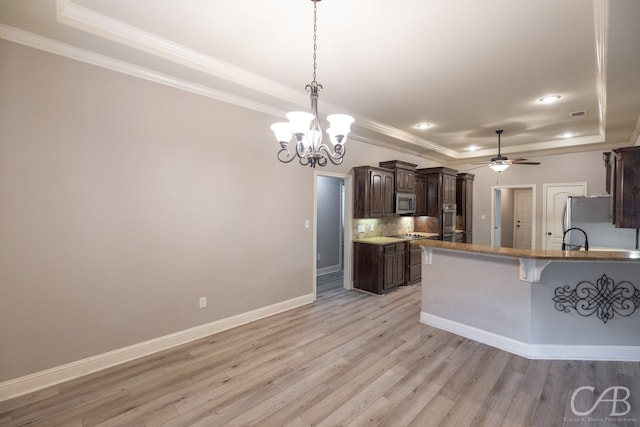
{"left": 312, "top": 0, "right": 319, "bottom": 88}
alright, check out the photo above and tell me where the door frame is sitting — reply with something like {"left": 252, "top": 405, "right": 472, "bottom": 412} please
{"left": 313, "top": 171, "right": 353, "bottom": 297}
{"left": 491, "top": 184, "right": 537, "bottom": 249}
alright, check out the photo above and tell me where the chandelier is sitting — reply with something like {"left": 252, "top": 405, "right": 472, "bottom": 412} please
{"left": 270, "top": 0, "right": 354, "bottom": 168}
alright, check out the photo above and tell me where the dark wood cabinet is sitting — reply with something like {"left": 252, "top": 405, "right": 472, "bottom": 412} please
{"left": 443, "top": 174, "right": 457, "bottom": 205}
{"left": 416, "top": 167, "right": 458, "bottom": 217}
{"left": 612, "top": 147, "right": 640, "bottom": 228}
{"left": 456, "top": 173, "right": 474, "bottom": 243}
{"left": 414, "top": 174, "right": 428, "bottom": 216}
{"left": 354, "top": 242, "right": 405, "bottom": 294}
{"left": 379, "top": 160, "right": 417, "bottom": 193}
{"left": 353, "top": 166, "right": 395, "bottom": 218}
{"left": 405, "top": 242, "right": 422, "bottom": 285}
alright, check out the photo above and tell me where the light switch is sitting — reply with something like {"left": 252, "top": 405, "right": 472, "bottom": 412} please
{"left": 304, "top": 219, "right": 310, "bottom": 229}
{"left": 357, "top": 224, "right": 365, "bottom": 232}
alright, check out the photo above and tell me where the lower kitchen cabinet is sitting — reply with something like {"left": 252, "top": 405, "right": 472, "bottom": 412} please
{"left": 405, "top": 242, "right": 422, "bottom": 285}
{"left": 354, "top": 242, "right": 405, "bottom": 294}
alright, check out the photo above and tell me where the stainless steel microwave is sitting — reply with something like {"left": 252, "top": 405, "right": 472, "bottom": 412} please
{"left": 395, "top": 192, "right": 416, "bottom": 215}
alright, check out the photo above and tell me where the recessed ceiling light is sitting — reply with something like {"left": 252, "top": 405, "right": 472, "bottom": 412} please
{"left": 560, "top": 132, "right": 576, "bottom": 138}
{"left": 467, "top": 145, "right": 479, "bottom": 151}
{"left": 539, "top": 95, "right": 562, "bottom": 104}
{"left": 415, "top": 123, "right": 432, "bottom": 130}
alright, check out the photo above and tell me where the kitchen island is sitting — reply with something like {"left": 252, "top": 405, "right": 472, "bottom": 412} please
{"left": 411, "top": 240, "right": 640, "bottom": 361}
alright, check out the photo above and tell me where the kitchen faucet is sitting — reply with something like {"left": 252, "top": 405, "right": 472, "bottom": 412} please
{"left": 562, "top": 227, "right": 590, "bottom": 251}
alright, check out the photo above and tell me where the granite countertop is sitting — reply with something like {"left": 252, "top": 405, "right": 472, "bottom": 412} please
{"left": 354, "top": 232, "right": 440, "bottom": 245}
{"left": 354, "top": 236, "right": 406, "bottom": 245}
{"left": 410, "top": 239, "right": 640, "bottom": 261}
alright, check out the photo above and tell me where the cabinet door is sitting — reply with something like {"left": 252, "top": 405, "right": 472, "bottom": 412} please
{"left": 370, "top": 170, "right": 385, "bottom": 217}
{"left": 382, "top": 171, "right": 395, "bottom": 216}
{"left": 414, "top": 175, "right": 427, "bottom": 216}
{"left": 614, "top": 149, "right": 640, "bottom": 228}
{"left": 425, "top": 175, "right": 440, "bottom": 217}
{"left": 383, "top": 252, "right": 396, "bottom": 289}
{"left": 396, "top": 169, "right": 415, "bottom": 192}
{"left": 396, "top": 169, "right": 407, "bottom": 192}
{"left": 443, "top": 174, "right": 457, "bottom": 205}
{"left": 394, "top": 251, "right": 405, "bottom": 285}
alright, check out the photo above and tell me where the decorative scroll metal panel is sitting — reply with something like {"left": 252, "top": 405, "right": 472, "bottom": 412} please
{"left": 553, "top": 274, "right": 640, "bottom": 323}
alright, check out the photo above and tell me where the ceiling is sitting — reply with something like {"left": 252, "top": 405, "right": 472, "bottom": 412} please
{"left": 2, "top": 0, "right": 639, "bottom": 164}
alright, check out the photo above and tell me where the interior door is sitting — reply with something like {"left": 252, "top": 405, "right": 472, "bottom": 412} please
{"left": 513, "top": 189, "right": 533, "bottom": 249}
{"left": 542, "top": 183, "right": 587, "bottom": 249}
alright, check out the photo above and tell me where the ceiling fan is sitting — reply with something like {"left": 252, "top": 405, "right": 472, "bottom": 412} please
{"left": 473, "top": 130, "right": 541, "bottom": 172}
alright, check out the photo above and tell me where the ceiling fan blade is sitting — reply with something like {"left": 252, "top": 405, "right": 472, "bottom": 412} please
{"left": 464, "top": 164, "right": 492, "bottom": 171}
{"left": 512, "top": 161, "right": 541, "bottom": 165}
{"left": 510, "top": 158, "right": 528, "bottom": 162}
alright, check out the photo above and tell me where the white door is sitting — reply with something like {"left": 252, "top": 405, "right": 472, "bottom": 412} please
{"left": 513, "top": 189, "right": 533, "bottom": 249}
{"left": 542, "top": 183, "right": 587, "bottom": 249}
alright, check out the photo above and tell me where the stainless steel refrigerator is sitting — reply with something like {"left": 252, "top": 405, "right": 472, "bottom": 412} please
{"left": 564, "top": 196, "right": 638, "bottom": 250}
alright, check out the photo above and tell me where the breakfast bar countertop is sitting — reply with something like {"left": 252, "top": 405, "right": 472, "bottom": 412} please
{"left": 410, "top": 239, "right": 640, "bottom": 261}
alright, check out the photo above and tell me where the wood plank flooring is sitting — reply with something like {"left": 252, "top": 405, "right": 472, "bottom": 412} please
{"left": 2, "top": 282, "right": 639, "bottom": 426}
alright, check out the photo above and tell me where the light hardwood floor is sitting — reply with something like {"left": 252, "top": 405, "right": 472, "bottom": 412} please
{"left": 1, "top": 283, "right": 639, "bottom": 426}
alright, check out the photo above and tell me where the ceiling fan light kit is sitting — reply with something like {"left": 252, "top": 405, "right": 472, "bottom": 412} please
{"left": 472, "top": 130, "right": 541, "bottom": 172}
{"left": 270, "top": 0, "right": 354, "bottom": 168}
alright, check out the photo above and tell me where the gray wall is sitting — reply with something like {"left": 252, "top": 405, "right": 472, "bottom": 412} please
{"left": 0, "top": 39, "right": 434, "bottom": 382}
{"left": 316, "top": 176, "right": 342, "bottom": 273}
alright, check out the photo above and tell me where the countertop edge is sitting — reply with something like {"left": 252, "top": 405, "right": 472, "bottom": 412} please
{"left": 410, "top": 240, "right": 640, "bottom": 261}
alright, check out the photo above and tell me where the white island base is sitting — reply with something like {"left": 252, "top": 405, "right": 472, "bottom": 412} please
{"left": 414, "top": 241, "right": 640, "bottom": 361}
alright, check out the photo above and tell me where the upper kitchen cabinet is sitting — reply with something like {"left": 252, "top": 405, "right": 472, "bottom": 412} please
{"left": 416, "top": 167, "right": 458, "bottom": 217}
{"left": 611, "top": 146, "right": 640, "bottom": 228}
{"left": 456, "top": 173, "right": 474, "bottom": 243}
{"left": 353, "top": 166, "right": 395, "bottom": 218}
{"left": 414, "top": 174, "right": 428, "bottom": 216}
{"left": 379, "top": 160, "right": 418, "bottom": 193}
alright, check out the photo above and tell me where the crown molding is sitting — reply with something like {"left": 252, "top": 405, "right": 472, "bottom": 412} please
{"left": 0, "top": 24, "right": 288, "bottom": 119}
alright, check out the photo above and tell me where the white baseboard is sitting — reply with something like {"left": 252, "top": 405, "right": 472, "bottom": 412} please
{"left": 420, "top": 312, "right": 640, "bottom": 362}
{"left": 0, "top": 293, "right": 315, "bottom": 402}
{"left": 317, "top": 264, "right": 341, "bottom": 276}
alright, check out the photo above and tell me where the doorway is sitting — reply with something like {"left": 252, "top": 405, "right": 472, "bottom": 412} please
{"left": 491, "top": 185, "right": 536, "bottom": 249}
{"left": 314, "top": 172, "right": 352, "bottom": 297}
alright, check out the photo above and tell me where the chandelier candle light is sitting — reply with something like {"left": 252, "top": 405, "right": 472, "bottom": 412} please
{"left": 270, "top": 0, "right": 354, "bottom": 168}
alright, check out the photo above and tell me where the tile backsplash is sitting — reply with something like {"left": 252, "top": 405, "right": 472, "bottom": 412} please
{"left": 352, "top": 216, "right": 414, "bottom": 239}
{"left": 352, "top": 216, "right": 440, "bottom": 239}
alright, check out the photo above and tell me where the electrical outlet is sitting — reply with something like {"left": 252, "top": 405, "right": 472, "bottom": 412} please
{"left": 199, "top": 296, "right": 207, "bottom": 309}
{"left": 369, "top": 224, "right": 375, "bottom": 231}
